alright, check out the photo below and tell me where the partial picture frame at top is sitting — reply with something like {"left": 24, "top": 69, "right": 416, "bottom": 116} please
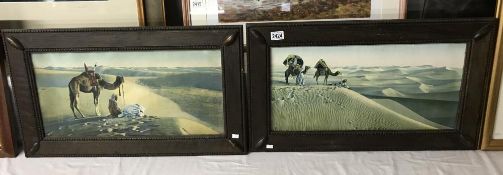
{"left": 140, "top": 0, "right": 169, "bottom": 26}
{"left": 182, "top": 0, "right": 407, "bottom": 26}
{"left": 2, "top": 26, "right": 246, "bottom": 157}
{"left": 481, "top": 1, "right": 503, "bottom": 150}
{"left": 0, "top": 0, "right": 145, "bottom": 28}
{"left": 247, "top": 19, "right": 497, "bottom": 151}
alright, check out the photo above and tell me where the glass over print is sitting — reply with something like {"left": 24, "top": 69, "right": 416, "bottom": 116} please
{"left": 270, "top": 44, "right": 466, "bottom": 131}
{"left": 186, "top": 0, "right": 405, "bottom": 25}
{"left": 31, "top": 50, "right": 225, "bottom": 137}
{"left": 217, "top": 0, "right": 371, "bottom": 23}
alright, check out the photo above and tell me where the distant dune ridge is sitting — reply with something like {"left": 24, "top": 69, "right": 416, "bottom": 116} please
{"left": 272, "top": 65, "right": 462, "bottom": 101}
{"left": 381, "top": 88, "right": 407, "bottom": 98}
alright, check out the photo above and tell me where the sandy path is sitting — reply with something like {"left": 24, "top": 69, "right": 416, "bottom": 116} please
{"left": 123, "top": 78, "right": 219, "bottom": 135}
{"left": 120, "top": 77, "right": 195, "bottom": 119}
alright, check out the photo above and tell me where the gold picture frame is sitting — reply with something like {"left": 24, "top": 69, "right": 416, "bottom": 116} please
{"left": 481, "top": 0, "right": 503, "bottom": 150}
{"left": 139, "top": 0, "right": 168, "bottom": 26}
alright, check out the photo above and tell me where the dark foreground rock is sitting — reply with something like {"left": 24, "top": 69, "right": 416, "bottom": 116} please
{"left": 45, "top": 116, "right": 182, "bottom": 137}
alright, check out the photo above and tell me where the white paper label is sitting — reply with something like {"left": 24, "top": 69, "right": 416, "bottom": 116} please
{"left": 266, "top": 144, "right": 274, "bottom": 149}
{"left": 191, "top": 0, "right": 204, "bottom": 8}
{"left": 281, "top": 3, "right": 291, "bottom": 12}
{"left": 232, "top": 134, "right": 239, "bottom": 139}
{"left": 271, "top": 31, "right": 284, "bottom": 40}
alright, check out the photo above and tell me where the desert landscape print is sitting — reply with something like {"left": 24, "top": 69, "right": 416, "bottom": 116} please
{"left": 271, "top": 44, "right": 467, "bottom": 131}
{"left": 217, "top": 0, "right": 370, "bottom": 23}
{"left": 31, "top": 50, "right": 224, "bottom": 137}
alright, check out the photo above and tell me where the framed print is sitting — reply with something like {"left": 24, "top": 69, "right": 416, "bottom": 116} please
{"left": 0, "top": 0, "right": 144, "bottom": 28}
{"left": 0, "top": 36, "right": 19, "bottom": 157}
{"left": 2, "top": 26, "right": 246, "bottom": 157}
{"left": 481, "top": 1, "right": 503, "bottom": 150}
{"left": 247, "top": 19, "right": 497, "bottom": 151}
{"left": 140, "top": 0, "right": 168, "bottom": 26}
{"left": 182, "top": 0, "right": 407, "bottom": 26}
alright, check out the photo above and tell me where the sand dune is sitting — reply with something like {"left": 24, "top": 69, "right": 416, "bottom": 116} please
{"left": 381, "top": 88, "right": 407, "bottom": 98}
{"left": 364, "top": 74, "right": 405, "bottom": 81}
{"left": 35, "top": 68, "right": 80, "bottom": 75}
{"left": 372, "top": 99, "right": 449, "bottom": 129}
{"left": 406, "top": 76, "right": 460, "bottom": 86}
{"left": 176, "top": 118, "right": 219, "bottom": 135}
{"left": 418, "top": 81, "right": 461, "bottom": 93}
{"left": 272, "top": 86, "right": 440, "bottom": 131}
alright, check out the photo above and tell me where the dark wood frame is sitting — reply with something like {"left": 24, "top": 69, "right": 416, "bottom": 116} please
{"left": 247, "top": 19, "right": 498, "bottom": 151}
{"left": 2, "top": 26, "right": 246, "bottom": 157}
{"left": 0, "top": 35, "right": 19, "bottom": 157}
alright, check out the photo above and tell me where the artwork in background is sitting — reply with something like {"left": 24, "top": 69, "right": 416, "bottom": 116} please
{"left": 0, "top": 0, "right": 106, "bottom": 1}
{"left": 185, "top": 0, "right": 405, "bottom": 26}
{"left": 217, "top": 0, "right": 371, "bottom": 23}
{"left": 0, "top": 0, "right": 141, "bottom": 28}
{"left": 271, "top": 44, "right": 466, "bottom": 131}
{"left": 31, "top": 50, "right": 224, "bottom": 137}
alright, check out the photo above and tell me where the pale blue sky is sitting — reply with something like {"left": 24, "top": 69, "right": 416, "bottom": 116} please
{"left": 32, "top": 50, "right": 222, "bottom": 68}
{"left": 271, "top": 43, "right": 467, "bottom": 68}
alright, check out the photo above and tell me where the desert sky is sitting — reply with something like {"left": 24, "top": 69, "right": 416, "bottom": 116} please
{"left": 271, "top": 43, "right": 466, "bottom": 68}
{"left": 31, "top": 50, "right": 222, "bottom": 68}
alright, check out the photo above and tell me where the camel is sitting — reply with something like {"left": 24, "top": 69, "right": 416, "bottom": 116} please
{"left": 314, "top": 67, "right": 341, "bottom": 85}
{"left": 313, "top": 59, "right": 341, "bottom": 85}
{"left": 285, "top": 65, "right": 310, "bottom": 85}
{"left": 283, "top": 54, "right": 310, "bottom": 85}
{"left": 68, "top": 64, "right": 124, "bottom": 119}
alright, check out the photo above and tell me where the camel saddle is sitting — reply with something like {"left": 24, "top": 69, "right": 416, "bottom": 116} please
{"left": 84, "top": 71, "right": 99, "bottom": 87}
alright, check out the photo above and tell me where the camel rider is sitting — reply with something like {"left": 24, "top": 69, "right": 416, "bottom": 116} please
{"left": 283, "top": 54, "right": 304, "bottom": 69}
{"left": 283, "top": 54, "right": 306, "bottom": 85}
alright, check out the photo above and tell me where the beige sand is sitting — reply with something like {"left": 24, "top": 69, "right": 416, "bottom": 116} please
{"left": 176, "top": 118, "right": 219, "bottom": 135}
{"left": 36, "top": 69, "right": 217, "bottom": 135}
{"left": 271, "top": 86, "right": 440, "bottom": 131}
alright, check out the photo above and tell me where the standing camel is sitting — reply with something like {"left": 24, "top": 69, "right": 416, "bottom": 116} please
{"left": 314, "top": 68, "right": 341, "bottom": 85}
{"left": 68, "top": 64, "right": 124, "bottom": 119}
{"left": 314, "top": 59, "right": 341, "bottom": 85}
